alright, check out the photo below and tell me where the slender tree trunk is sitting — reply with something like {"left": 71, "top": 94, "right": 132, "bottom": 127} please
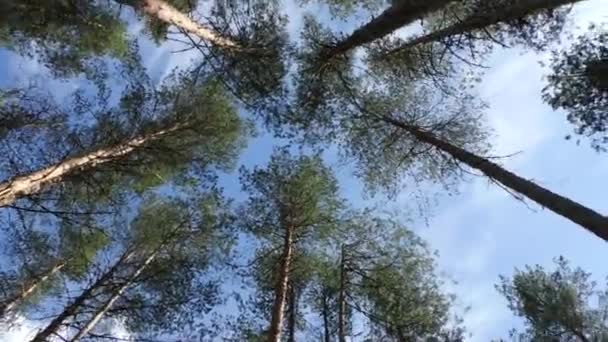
{"left": 287, "top": 286, "right": 297, "bottom": 342}
{"left": 30, "top": 251, "right": 134, "bottom": 342}
{"left": 392, "top": 0, "right": 581, "bottom": 53}
{"left": 267, "top": 226, "right": 294, "bottom": 342}
{"left": 119, "top": 0, "right": 240, "bottom": 49}
{"left": 0, "top": 262, "right": 65, "bottom": 319}
{"left": 69, "top": 250, "right": 160, "bottom": 342}
{"left": 381, "top": 115, "right": 608, "bottom": 241}
{"left": 321, "top": 290, "right": 331, "bottom": 342}
{"left": 324, "top": 0, "right": 455, "bottom": 59}
{"left": 0, "top": 123, "right": 184, "bottom": 207}
{"left": 338, "top": 245, "right": 347, "bottom": 342}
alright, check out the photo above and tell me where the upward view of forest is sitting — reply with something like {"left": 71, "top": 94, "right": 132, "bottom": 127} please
{"left": 0, "top": 0, "right": 606, "bottom": 341}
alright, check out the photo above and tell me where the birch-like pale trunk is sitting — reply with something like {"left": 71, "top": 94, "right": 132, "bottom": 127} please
{"left": 121, "top": 0, "right": 241, "bottom": 49}
{"left": 391, "top": 0, "right": 581, "bottom": 53}
{"left": 69, "top": 250, "right": 160, "bottom": 342}
{"left": 267, "top": 226, "right": 294, "bottom": 342}
{"left": 30, "top": 251, "right": 135, "bottom": 342}
{"left": 381, "top": 115, "right": 608, "bottom": 241}
{"left": 0, "top": 124, "right": 183, "bottom": 208}
{"left": 323, "top": 0, "right": 455, "bottom": 59}
{"left": 0, "top": 262, "right": 65, "bottom": 319}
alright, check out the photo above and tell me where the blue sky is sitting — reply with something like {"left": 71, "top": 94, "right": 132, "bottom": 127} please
{"left": 2, "top": 0, "right": 608, "bottom": 341}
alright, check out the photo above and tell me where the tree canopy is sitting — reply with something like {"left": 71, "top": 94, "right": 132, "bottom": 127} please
{"left": 0, "top": 0, "right": 606, "bottom": 340}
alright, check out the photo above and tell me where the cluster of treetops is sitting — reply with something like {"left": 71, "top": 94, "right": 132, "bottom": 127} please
{"left": 0, "top": 0, "right": 605, "bottom": 340}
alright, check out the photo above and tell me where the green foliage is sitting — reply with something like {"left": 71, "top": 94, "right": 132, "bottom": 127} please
{"left": 497, "top": 256, "right": 608, "bottom": 341}
{"left": 240, "top": 149, "right": 342, "bottom": 241}
{"left": 294, "top": 15, "right": 355, "bottom": 130}
{"left": 58, "top": 225, "right": 109, "bottom": 279}
{"left": 238, "top": 149, "right": 344, "bottom": 337}
{"left": 0, "top": 0, "right": 130, "bottom": 77}
{"left": 93, "top": 192, "right": 234, "bottom": 335}
{"left": 204, "top": 0, "right": 291, "bottom": 130}
{"left": 543, "top": 26, "right": 608, "bottom": 151}
{"left": 346, "top": 216, "right": 459, "bottom": 340}
{"left": 0, "top": 87, "right": 66, "bottom": 141}
{"left": 295, "top": 62, "right": 489, "bottom": 196}
{"left": 298, "top": 0, "right": 388, "bottom": 18}
{"left": 42, "top": 69, "right": 250, "bottom": 209}
{"left": 476, "top": 0, "right": 573, "bottom": 51}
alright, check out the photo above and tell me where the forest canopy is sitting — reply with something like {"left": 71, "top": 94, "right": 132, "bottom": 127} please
{"left": 0, "top": 0, "right": 606, "bottom": 341}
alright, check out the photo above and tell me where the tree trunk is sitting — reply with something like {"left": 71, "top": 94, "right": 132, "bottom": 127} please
{"left": 121, "top": 0, "right": 240, "bottom": 49}
{"left": 324, "top": 0, "right": 455, "bottom": 59}
{"left": 0, "top": 123, "right": 184, "bottom": 208}
{"left": 30, "top": 251, "right": 134, "bottom": 342}
{"left": 338, "top": 245, "right": 347, "bottom": 342}
{"left": 267, "top": 226, "right": 294, "bottom": 342}
{"left": 321, "top": 290, "right": 331, "bottom": 342}
{"left": 69, "top": 250, "right": 160, "bottom": 342}
{"left": 381, "top": 115, "right": 608, "bottom": 241}
{"left": 392, "top": 0, "right": 581, "bottom": 53}
{"left": 0, "top": 262, "right": 65, "bottom": 319}
{"left": 287, "top": 286, "right": 297, "bottom": 342}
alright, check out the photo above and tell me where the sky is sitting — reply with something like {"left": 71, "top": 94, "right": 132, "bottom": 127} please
{"left": 1, "top": 0, "right": 608, "bottom": 341}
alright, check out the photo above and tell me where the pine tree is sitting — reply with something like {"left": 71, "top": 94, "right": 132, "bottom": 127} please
{"left": 0, "top": 223, "right": 108, "bottom": 320}
{"left": 308, "top": 259, "right": 339, "bottom": 342}
{"left": 383, "top": 0, "right": 580, "bottom": 58}
{"left": 199, "top": 0, "right": 290, "bottom": 129}
{"left": 543, "top": 26, "right": 608, "bottom": 151}
{"left": 239, "top": 149, "right": 343, "bottom": 342}
{"left": 31, "top": 192, "right": 233, "bottom": 341}
{"left": 311, "top": 212, "right": 461, "bottom": 341}
{"left": 292, "top": 58, "right": 608, "bottom": 240}
{"left": 497, "top": 257, "right": 608, "bottom": 341}
{"left": 116, "top": 0, "right": 240, "bottom": 48}
{"left": 319, "top": 0, "right": 456, "bottom": 62}
{"left": 0, "top": 0, "right": 131, "bottom": 78}
{"left": 0, "top": 70, "right": 247, "bottom": 209}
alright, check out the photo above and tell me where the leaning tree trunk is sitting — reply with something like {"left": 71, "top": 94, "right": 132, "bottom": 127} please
{"left": 30, "top": 251, "right": 135, "bottom": 342}
{"left": 69, "top": 250, "right": 160, "bottom": 342}
{"left": 324, "top": 0, "right": 455, "bottom": 59}
{"left": 337, "top": 245, "right": 347, "bottom": 342}
{"left": 119, "top": 0, "right": 240, "bottom": 49}
{"left": 0, "top": 123, "right": 184, "bottom": 208}
{"left": 381, "top": 115, "right": 608, "bottom": 241}
{"left": 0, "top": 262, "right": 65, "bottom": 319}
{"left": 267, "top": 226, "right": 295, "bottom": 342}
{"left": 392, "top": 0, "right": 581, "bottom": 53}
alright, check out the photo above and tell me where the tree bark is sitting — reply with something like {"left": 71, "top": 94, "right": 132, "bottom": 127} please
{"left": 0, "top": 262, "right": 65, "bottom": 319}
{"left": 120, "top": 0, "right": 240, "bottom": 49}
{"left": 69, "top": 250, "right": 160, "bottom": 342}
{"left": 0, "top": 123, "right": 184, "bottom": 208}
{"left": 287, "top": 286, "right": 297, "bottom": 342}
{"left": 267, "top": 226, "right": 294, "bottom": 342}
{"left": 324, "top": 0, "right": 455, "bottom": 59}
{"left": 381, "top": 115, "right": 608, "bottom": 241}
{"left": 338, "top": 245, "right": 347, "bottom": 342}
{"left": 30, "top": 251, "right": 134, "bottom": 342}
{"left": 391, "top": 0, "right": 581, "bottom": 53}
{"left": 321, "top": 290, "right": 331, "bottom": 342}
